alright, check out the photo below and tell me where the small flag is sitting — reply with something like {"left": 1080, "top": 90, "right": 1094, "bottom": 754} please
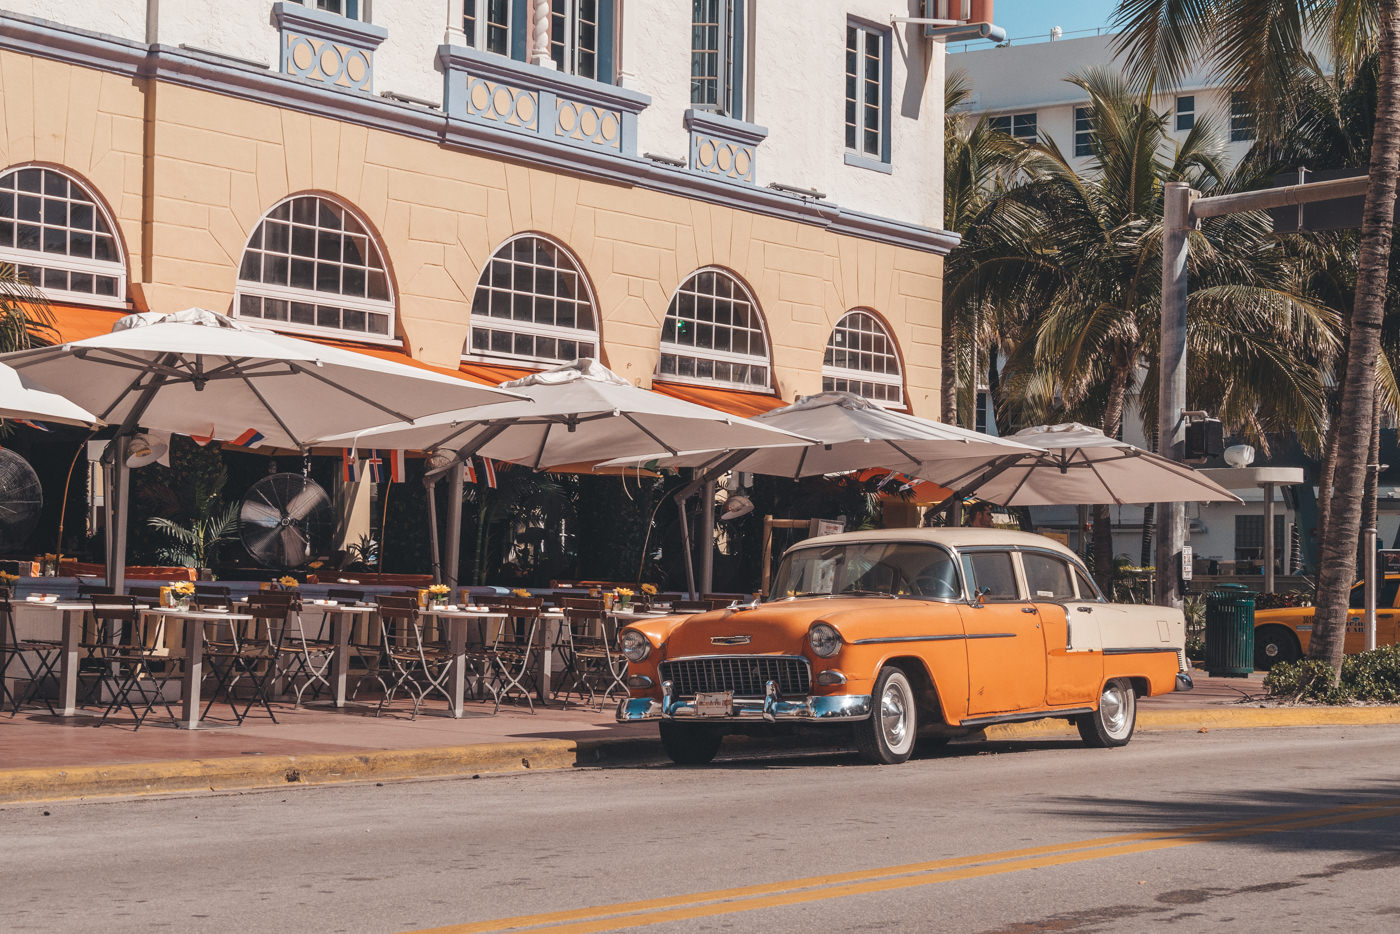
{"left": 231, "top": 428, "right": 265, "bottom": 448}
{"left": 365, "top": 449, "right": 404, "bottom": 484}
{"left": 382, "top": 449, "right": 405, "bottom": 483}
{"left": 13, "top": 419, "right": 49, "bottom": 431}
{"left": 342, "top": 448, "right": 359, "bottom": 482}
{"left": 463, "top": 459, "right": 477, "bottom": 484}
{"left": 480, "top": 457, "right": 498, "bottom": 489}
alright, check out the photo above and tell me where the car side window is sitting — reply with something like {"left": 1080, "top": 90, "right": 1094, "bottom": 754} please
{"left": 1350, "top": 579, "right": 1400, "bottom": 608}
{"left": 1072, "top": 567, "right": 1102, "bottom": 602}
{"left": 962, "top": 551, "right": 1021, "bottom": 602}
{"left": 910, "top": 551, "right": 961, "bottom": 599}
{"left": 1022, "top": 552, "right": 1077, "bottom": 601}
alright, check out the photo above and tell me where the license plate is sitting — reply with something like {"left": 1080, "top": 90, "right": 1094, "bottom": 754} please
{"left": 692, "top": 691, "right": 733, "bottom": 717}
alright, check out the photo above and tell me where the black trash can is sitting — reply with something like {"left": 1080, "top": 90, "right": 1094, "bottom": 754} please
{"left": 1205, "top": 584, "right": 1255, "bottom": 677}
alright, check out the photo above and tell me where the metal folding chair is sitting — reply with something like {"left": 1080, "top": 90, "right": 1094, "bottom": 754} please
{"left": 277, "top": 602, "right": 338, "bottom": 706}
{"left": 352, "top": 594, "right": 415, "bottom": 702}
{"left": 2, "top": 590, "right": 63, "bottom": 716}
{"left": 201, "top": 592, "right": 294, "bottom": 725}
{"left": 89, "top": 596, "right": 181, "bottom": 729}
{"left": 482, "top": 597, "right": 543, "bottom": 714}
{"left": 373, "top": 602, "right": 453, "bottom": 719}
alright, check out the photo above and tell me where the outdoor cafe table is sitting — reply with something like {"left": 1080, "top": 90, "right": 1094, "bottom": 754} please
{"left": 422, "top": 606, "right": 566, "bottom": 715}
{"left": 138, "top": 607, "right": 255, "bottom": 729}
{"left": 298, "top": 601, "right": 375, "bottom": 709}
{"left": 15, "top": 600, "right": 91, "bottom": 717}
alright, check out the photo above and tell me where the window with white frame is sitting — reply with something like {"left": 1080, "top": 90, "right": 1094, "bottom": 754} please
{"left": 235, "top": 195, "right": 394, "bottom": 341}
{"left": 989, "top": 111, "right": 1037, "bottom": 140}
{"left": 658, "top": 269, "right": 770, "bottom": 390}
{"left": 465, "top": 235, "right": 598, "bottom": 365}
{"left": 1175, "top": 95, "right": 1195, "bottom": 131}
{"left": 551, "top": 0, "right": 601, "bottom": 79}
{"left": 465, "top": 0, "right": 511, "bottom": 55}
{"left": 691, "top": 0, "right": 746, "bottom": 119}
{"left": 845, "top": 21, "right": 889, "bottom": 160}
{"left": 1230, "top": 91, "right": 1255, "bottom": 141}
{"left": 822, "top": 310, "right": 903, "bottom": 406}
{"left": 1073, "top": 106, "right": 1094, "bottom": 157}
{"left": 0, "top": 166, "right": 126, "bottom": 306}
{"left": 311, "top": 0, "right": 363, "bottom": 20}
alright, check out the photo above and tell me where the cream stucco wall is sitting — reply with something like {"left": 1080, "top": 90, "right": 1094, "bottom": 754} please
{"left": 0, "top": 48, "right": 946, "bottom": 415}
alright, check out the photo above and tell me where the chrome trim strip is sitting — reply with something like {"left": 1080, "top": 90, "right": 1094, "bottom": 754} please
{"left": 1102, "top": 646, "right": 1180, "bottom": 655}
{"left": 852, "top": 634, "right": 967, "bottom": 645}
{"left": 959, "top": 706, "right": 1094, "bottom": 728}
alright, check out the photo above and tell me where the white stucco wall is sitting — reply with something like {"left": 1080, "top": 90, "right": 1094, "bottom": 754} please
{"left": 952, "top": 34, "right": 1252, "bottom": 169}
{"left": 3, "top": 0, "right": 147, "bottom": 42}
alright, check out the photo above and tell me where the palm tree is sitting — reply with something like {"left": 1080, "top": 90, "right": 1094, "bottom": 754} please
{"left": 959, "top": 69, "right": 1337, "bottom": 591}
{"left": 1112, "top": 0, "right": 1400, "bottom": 677}
{"left": 0, "top": 263, "right": 55, "bottom": 353}
{"left": 943, "top": 71, "right": 1022, "bottom": 427}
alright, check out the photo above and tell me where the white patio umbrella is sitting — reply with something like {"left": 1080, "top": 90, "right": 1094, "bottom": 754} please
{"left": 601, "top": 391, "right": 1035, "bottom": 477}
{"left": 0, "top": 309, "right": 525, "bottom": 591}
{"left": 316, "top": 358, "right": 815, "bottom": 587}
{"left": 927, "top": 422, "right": 1243, "bottom": 506}
{"left": 599, "top": 391, "right": 1036, "bottom": 593}
{"left": 0, "top": 362, "right": 99, "bottom": 426}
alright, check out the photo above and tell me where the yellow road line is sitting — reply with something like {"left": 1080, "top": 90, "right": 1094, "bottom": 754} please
{"left": 410, "top": 799, "right": 1400, "bottom": 934}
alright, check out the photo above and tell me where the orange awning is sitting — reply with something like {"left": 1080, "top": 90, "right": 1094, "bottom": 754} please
{"left": 458, "top": 360, "right": 540, "bottom": 387}
{"left": 853, "top": 468, "right": 953, "bottom": 506}
{"left": 650, "top": 380, "right": 788, "bottom": 419}
{"left": 41, "top": 303, "right": 129, "bottom": 343}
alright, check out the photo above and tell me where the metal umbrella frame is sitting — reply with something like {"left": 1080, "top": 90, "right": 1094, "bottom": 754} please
{"left": 0, "top": 309, "right": 526, "bottom": 591}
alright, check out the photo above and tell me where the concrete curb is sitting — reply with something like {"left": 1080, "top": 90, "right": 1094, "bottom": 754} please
{"left": 4, "top": 706, "right": 1399, "bottom": 805}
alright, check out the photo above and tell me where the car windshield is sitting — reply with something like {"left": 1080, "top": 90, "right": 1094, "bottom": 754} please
{"left": 769, "top": 542, "right": 961, "bottom": 601}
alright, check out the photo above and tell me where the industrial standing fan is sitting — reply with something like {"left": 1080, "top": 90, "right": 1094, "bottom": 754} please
{"left": 238, "top": 472, "right": 333, "bottom": 568}
{"left": 0, "top": 448, "right": 43, "bottom": 552}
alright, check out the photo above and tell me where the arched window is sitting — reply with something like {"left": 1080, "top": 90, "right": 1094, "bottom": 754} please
{"left": 823, "top": 309, "right": 903, "bottom": 406}
{"left": 465, "top": 234, "right": 599, "bottom": 364}
{"left": 235, "top": 195, "right": 394, "bottom": 341}
{"left": 658, "top": 268, "right": 769, "bottom": 390}
{"left": 0, "top": 165, "right": 126, "bottom": 306}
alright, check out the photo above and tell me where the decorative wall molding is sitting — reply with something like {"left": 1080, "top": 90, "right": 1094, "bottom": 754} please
{"left": 272, "top": 1, "right": 387, "bottom": 94}
{"left": 439, "top": 45, "right": 647, "bottom": 156}
{"left": 0, "top": 13, "right": 960, "bottom": 257}
{"left": 684, "top": 109, "right": 767, "bottom": 185}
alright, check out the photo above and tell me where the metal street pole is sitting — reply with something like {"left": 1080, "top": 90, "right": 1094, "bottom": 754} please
{"left": 1156, "top": 182, "right": 1194, "bottom": 608}
{"left": 1262, "top": 481, "right": 1276, "bottom": 594}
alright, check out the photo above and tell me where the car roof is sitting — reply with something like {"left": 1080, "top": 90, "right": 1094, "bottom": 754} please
{"left": 789, "top": 527, "right": 1083, "bottom": 561}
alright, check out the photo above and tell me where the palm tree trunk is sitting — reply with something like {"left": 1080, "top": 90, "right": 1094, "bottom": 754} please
{"left": 1140, "top": 425, "right": 1158, "bottom": 567}
{"left": 1309, "top": 0, "right": 1400, "bottom": 676}
{"left": 941, "top": 299, "right": 957, "bottom": 424}
{"left": 1315, "top": 406, "right": 1342, "bottom": 554}
{"left": 1093, "top": 363, "right": 1132, "bottom": 593}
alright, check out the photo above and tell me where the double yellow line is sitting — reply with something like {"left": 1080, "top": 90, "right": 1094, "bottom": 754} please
{"left": 411, "top": 798, "right": 1400, "bottom": 934}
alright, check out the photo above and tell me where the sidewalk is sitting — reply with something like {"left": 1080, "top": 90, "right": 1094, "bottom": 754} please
{"left": 3, "top": 671, "right": 1398, "bottom": 804}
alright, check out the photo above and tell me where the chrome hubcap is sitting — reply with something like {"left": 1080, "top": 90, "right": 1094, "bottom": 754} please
{"left": 880, "top": 684, "right": 909, "bottom": 748}
{"left": 1265, "top": 643, "right": 1279, "bottom": 657}
{"left": 1100, "top": 684, "right": 1128, "bottom": 734}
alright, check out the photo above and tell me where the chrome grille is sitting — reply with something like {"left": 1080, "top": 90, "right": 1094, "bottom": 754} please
{"left": 660, "top": 656, "right": 811, "bottom": 698}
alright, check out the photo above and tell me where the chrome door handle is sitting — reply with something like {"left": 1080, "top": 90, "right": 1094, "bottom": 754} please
{"left": 1021, "top": 606, "right": 1038, "bottom": 614}
{"left": 1076, "top": 606, "right": 1094, "bottom": 613}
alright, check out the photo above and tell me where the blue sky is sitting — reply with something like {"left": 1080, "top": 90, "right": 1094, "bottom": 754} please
{"left": 990, "top": 0, "right": 1121, "bottom": 42}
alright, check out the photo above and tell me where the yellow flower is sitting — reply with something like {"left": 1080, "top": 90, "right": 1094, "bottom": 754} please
{"left": 428, "top": 584, "right": 450, "bottom": 596}
{"left": 616, "top": 587, "right": 634, "bottom": 598}
{"left": 0, "top": 571, "right": 19, "bottom": 584}
{"left": 511, "top": 588, "right": 531, "bottom": 598}
{"left": 173, "top": 581, "right": 195, "bottom": 595}
{"left": 641, "top": 583, "right": 657, "bottom": 595}
{"left": 278, "top": 576, "right": 299, "bottom": 587}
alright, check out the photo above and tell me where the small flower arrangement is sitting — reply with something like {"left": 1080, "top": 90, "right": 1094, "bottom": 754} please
{"left": 172, "top": 581, "right": 196, "bottom": 596}
{"left": 615, "top": 587, "right": 635, "bottom": 609}
{"left": 278, "top": 575, "right": 299, "bottom": 588}
{"left": 428, "top": 584, "right": 450, "bottom": 605}
{"left": 640, "top": 583, "right": 657, "bottom": 596}
{"left": 0, "top": 571, "right": 20, "bottom": 586}
{"left": 512, "top": 588, "right": 531, "bottom": 598}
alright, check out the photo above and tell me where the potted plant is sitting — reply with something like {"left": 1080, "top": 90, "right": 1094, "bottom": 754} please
{"left": 171, "top": 580, "right": 195, "bottom": 610}
{"left": 615, "top": 587, "right": 634, "bottom": 611}
{"left": 428, "top": 584, "right": 450, "bottom": 607}
{"left": 147, "top": 503, "right": 239, "bottom": 579}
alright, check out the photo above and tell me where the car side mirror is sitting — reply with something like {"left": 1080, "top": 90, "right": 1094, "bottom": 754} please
{"left": 971, "top": 586, "right": 991, "bottom": 607}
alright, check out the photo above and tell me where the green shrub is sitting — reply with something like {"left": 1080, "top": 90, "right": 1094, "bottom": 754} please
{"left": 1265, "top": 646, "right": 1400, "bottom": 704}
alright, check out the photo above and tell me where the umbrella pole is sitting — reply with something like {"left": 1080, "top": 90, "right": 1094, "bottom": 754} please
{"left": 426, "top": 476, "right": 442, "bottom": 585}
{"left": 677, "top": 497, "right": 697, "bottom": 600}
{"left": 698, "top": 479, "right": 716, "bottom": 595}
{"left": 106, "top": 436, "right": 130, "bottom": 595}
{"left": 443, "top": 461, "right": 465, "bottom": 591}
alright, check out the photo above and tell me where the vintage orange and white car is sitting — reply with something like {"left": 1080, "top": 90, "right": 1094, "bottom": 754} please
{"left": 617, "top": 528, "right": 1194, "bottom": 765}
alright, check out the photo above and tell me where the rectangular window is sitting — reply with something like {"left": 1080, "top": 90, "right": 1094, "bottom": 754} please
{"left": 1175, "top": 95, "right": 1195, "bottom": 131}
{"left": 691, "top": 0, "right": 746, "bottom": 119}
{"left": 552, "top": 0, "right": 599, "bottom": 80}
{"left": 989, "top": 111, "right": 1037, "bottom": 140}
{"left": 465, "top": 0, "right": 511, "bottom": 55}
{"left": 313, "top": 0, "right": 360, "bottom": 19}
{"left": 845, "top": 21, "right": 889, "bottom": 161}
{"left": 1234, "top": 515, "right": 1283, "bottom": 562}
{"left": 1230, "top": 91, "right": 1255, "bottom": 142}
{"left": 1074, "top": 105, "right": 1093, "bottom": 157}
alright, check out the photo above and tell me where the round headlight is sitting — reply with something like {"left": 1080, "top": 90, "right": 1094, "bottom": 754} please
{"left": 620, "top": 628, "right": 651, "bottom": 662}
{"left": 808, "top": 622, "right": 842, "bottom": 658}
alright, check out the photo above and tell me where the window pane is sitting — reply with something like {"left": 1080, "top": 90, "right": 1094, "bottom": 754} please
{"left": 465, "top": 235, "right": 599, "bottom": 364}
{"left": 1022, "top": 553, "right": 1076, "bottom": 600}
{"left": 963, "top": 552, "right": 1020, "bottom": 601}
{"left": 0, "top": 166, "right": 125, "bottom": 301}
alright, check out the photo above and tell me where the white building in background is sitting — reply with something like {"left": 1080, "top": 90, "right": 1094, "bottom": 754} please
{"left": 950, "top": 30, "right": 1257, "bottom": 169}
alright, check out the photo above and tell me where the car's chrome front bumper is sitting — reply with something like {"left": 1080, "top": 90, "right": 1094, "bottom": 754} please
{"left": 617, "top": 679, "right": 872, "bottom": 723}
{"left": 1176, "top": 670, "right": 1195, "bottom": 692}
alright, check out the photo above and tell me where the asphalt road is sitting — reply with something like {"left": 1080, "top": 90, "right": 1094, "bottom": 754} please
{"left": 4, "top": 726, "right": 1400, "bottom": 934}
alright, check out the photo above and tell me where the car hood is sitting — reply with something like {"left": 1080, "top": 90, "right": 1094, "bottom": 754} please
{"left": 662, "top": 597, "right": 925, "bottom": 659}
